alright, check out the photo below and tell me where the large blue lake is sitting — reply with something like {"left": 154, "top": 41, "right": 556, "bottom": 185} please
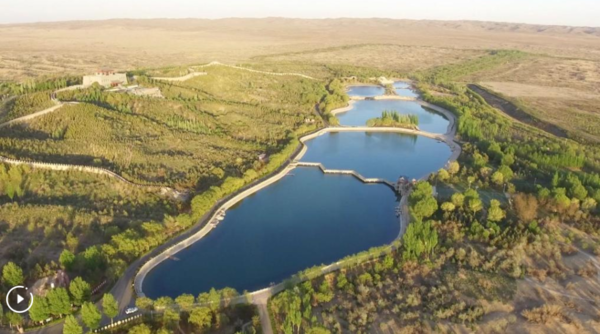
{"left": 143, "top": 94, "right": 452, "bottom": 298}
{"left": 336, "top": 100, "right": 449, "bottom": 134}
{"left": 143, "top": 167, "right": 399, "bottom": 297}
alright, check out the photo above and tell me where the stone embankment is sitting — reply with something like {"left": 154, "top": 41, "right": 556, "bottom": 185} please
{"left": 0, "top": 155, "right": 188, "bottom": 202}
{"left": 349, "top": 95, "right": 417, "bottom": 101}
{"left": 293, "top": 161, "right": 395, "bottom": 188}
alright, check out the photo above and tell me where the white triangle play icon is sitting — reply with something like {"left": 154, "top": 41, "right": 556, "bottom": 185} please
{"left": 16, "top": 294, "right": 24, "bottom": 304}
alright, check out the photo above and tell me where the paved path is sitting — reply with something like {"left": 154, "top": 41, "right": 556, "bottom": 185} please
{"left": 193, "top": 61, "right": 317, "bottom": 80}
{"left": 150, "top": 72, "right": 207, "bottom": 82}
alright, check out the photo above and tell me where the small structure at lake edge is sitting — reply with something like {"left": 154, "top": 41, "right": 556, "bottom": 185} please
{"left": 83, "top": 68, "right": 128, "bottom": 88}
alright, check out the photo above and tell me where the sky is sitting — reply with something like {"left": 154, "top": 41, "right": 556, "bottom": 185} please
{"left": 1, "top": 0, "right": 599, "bottom": 27}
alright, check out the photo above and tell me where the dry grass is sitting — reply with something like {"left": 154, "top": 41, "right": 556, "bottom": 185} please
{"left": 2, "top": 18, "right": 600, "bottom": 81}
{"left": 522, "top": 304, "right": 564, "bottom": 324}
{"left": 256, "top": 44, "right": 486, "bottom": 74}
{"left": 466, "top": 55, "right": 600, "bottom": 144}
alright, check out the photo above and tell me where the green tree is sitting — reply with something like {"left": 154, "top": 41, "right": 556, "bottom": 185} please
{"left": 69, "top": 277, "right": 91, "bottom": 306}
{"left": 207, "top": 288, "right": 221, "bottom": 313}
{"left": 81, "top": 302, "right": 102, "bottom": 330}
{"left": 135, "top": 296, "right": 154, "bottom": 310}
{"left": 468, "top": 198, "right": 483, "bottom": 213}
{"left": 402, "top": 219, "right": 438, "bottom": 261}
{"left": 451, "top": 193, "right": 465, "bottom": 207}
{"left": 102, "top": 293, "right": 119, "bottom": 325}
{"left": 409, "top": 182, "right": 438, "bottom": 220}
{"left": 59, "top": 250, "right": 76, "bottom": 271}
{"left": 29, "top": 296, "right": 50, "bottom": 325}
{"left": 47, "top": 287, "right": 71, "bottom": 317}
{"left": 63, "top": 315, "right": 83, "bottom": 334}
{"left": 2, "top": 262, "right": 24, "bottom": 287}
{"left": 188, "top": 306, "right": 212, "bottom": 329}
{"left": 441, "top": 202, "right": 456, "bottom": 212}
{"left": 438, "top": 169, "right": 450, "bottom": 182}
{"left": 128, "top": 324, "right": 152, "bottom": 334}
{"left": 163, "top": 308, "right": 180, "bottom": 326}
{"left": 154, "top": 296, "right": 174, "bottom": 310}
{"left": 175, "top": 293, "right": 195, "bottom": 312}
{"left": 551, "top": 171, "right": 560, "bottom": 187}
{"left": 448, "top": 161, "right": 460, "bottom": 175}
{"left": 570, "top": 183, "right": 588, "bottom": 201}
{"left": 487, "top": 199, "right": 505, "bottom": 222}
{"left": 491, "top": 171, "right": 504, "bottom": 186}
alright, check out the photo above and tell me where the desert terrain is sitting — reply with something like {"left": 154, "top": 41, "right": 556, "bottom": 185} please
{"left": 1, "top": 18, "right": 600, "bottom": 81}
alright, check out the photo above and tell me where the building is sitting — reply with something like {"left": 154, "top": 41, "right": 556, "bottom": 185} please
{"left": 83, "top": 68, "right": 128, "bottom": 88}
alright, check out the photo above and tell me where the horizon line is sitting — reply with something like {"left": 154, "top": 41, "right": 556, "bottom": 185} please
{"left": 1, "top": 16, "right": 599, "bottom": 29}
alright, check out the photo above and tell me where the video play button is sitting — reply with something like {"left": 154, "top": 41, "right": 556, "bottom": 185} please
{"left": 6, "top": 286, "right": 34, "bottom": 313}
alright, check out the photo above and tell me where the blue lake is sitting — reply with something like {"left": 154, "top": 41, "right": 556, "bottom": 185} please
{"left": 347, "top": 85, "right": 385, "bottom": 97}
{"left": 301, "top": 132, "right": 451, "bottom": 181}
{"left": 143, "top": 167, "right": 399, "bottom": 297}
{"left": 143, "top": 92, "right": 453, "bottom": 298}
{"left": 336, "top": 100, "right": 449, "bottom": 134}
{"left": 394, "top": 81, "right": 419, "bottom": 98}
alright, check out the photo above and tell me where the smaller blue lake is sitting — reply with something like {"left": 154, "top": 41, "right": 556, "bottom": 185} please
{"left": 301, "top": 132, "right": 451, "bottom": 181}
{"left": 394, "top": 81, "right": 419, "bottom": 98}
{"left": 336, "top": 100, "right": 449, "bottom": 134}
{"left": 347, "top": 85, "right": 385, "bottom": 97}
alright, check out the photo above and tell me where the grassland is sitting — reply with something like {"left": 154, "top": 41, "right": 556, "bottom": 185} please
{"left": 0, "top": 66, "right": 325, "bottom": 190}
{"left": 457, "top": 55, "right": 600, "bottom": 144}
{"left": 2, "top": 18, "right": 600, "bottom": 81}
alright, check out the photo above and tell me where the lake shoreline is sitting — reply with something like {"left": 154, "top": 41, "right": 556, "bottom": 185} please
{"left": 135, "top": 96, "right": 460, "bottom": 299}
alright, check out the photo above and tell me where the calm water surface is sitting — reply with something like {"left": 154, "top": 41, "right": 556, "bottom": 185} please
{"left": 394, "top": 81, "right": 419, "bottom": 98}
{"left": 301, "top": 132, "right": 451, "bottom": 181}
{"left": 337, "top": 100, "right": 449, "bottom": 133}
{"left": 143, "top": 168, "right": 399, "bottom": 297}
{"left": 143, "top": 91, "right": 453, "bottom": 298}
